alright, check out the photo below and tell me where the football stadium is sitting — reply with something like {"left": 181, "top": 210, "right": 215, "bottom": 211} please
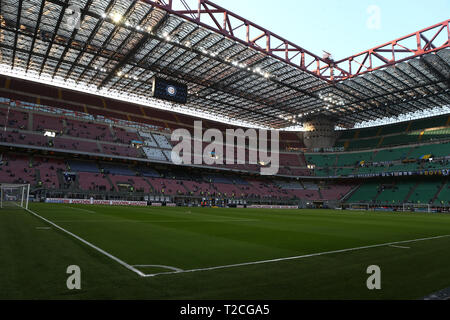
{"left": 0, "top": 0, "right": 450, "bottom": 302}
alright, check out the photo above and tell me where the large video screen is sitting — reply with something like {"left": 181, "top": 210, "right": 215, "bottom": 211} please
{"left": 152, "top": 77, "right": 188, "bottom": 104}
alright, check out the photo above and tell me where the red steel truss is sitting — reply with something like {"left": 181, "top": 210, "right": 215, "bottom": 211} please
{"left": 142, "top": 0, "right": 351, "bottom": 82}
{"left": 333, "top": 19, "right": 450, "bottom": 80}
{"left": 143, "top": 0, "right": 450, "bottom": 82}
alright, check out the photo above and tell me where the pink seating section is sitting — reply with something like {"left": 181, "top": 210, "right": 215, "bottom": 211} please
{"left": 147, "top": 177, "right": 186, "bottom": 195}
{"left": 0, "top": 105, "right": 312, "bottom": 176}
{"left": 33, "top": 114, "right": 64, "bottom": 132}
{"left": 53, "top": 137, "right": 100, "bottom": 153}
{"left": 320, "top": 185, "right": 353, "bottom": 200}
{"left": 107, "top": 175, "right": 153, "bottom": 193}
{"left": 0, "top": 131, "right": 48, "bottom": 147}
{"left": 0, "top": 109, "right": 28, "bottom": 129}
{"left": 288, "top": 189, "right": 321, "bottom": 200}
{"left": 181, "top": 180, "right": 215, "bottom": 196}
{"left": 0, "top": 155, "right": 65, "bottom": 188}
{"left": 33, "top": 156, "right": 66, "bottom": 188}
{"left": 101, "top": 144, "right": 139, "bottom": 158}
{"left": 130, "top": 177, "right": 153, "bottom": 193}
{"left": 0, "top": 155, "right": 35, "bottom": 185}
{"left": 77, "top": 172, "right": 111, "bottom": 191}
{"left": 0, "top": 152, "right": 352, "bottom": 200}
{"left": 65, "top": 120, "right": 116, "bottom": 142}
{"left": 113, "top": 127, "right": 140, "bottom": 144}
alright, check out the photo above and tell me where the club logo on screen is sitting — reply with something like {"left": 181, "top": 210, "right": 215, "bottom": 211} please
{"left": 167, "top": 85, "right": 177, "bottom": 97}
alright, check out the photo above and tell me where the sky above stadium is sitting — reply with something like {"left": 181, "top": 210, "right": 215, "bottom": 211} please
{"left": 214, "top": 0, "right": 450, "bottom": 60}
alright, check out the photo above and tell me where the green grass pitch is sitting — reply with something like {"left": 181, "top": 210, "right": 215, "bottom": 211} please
{"left": 1, "top": 203, "right": 450, "bottom": 300}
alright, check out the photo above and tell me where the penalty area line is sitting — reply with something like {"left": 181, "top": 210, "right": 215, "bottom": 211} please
{"left": 143, "top": 234, "right": 450, "bottom": 278}
{"left": 24, "top": 206, "right": 146, "bottom": 278}
{"left": 133, "top": 265, "right": 184, "bottom": 272}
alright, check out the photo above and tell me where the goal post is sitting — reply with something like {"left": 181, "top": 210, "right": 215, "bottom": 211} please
{"left": 0, "top": 183, "right": 30, "bottom": 210}
{"left": 402, "top": 203, "right": 431, "bottom": 213}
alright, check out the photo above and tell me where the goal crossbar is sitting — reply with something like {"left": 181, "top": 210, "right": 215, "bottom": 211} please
{"left": 0, "top": 183, "right": 30, "bottom": 209}
{"left": 402, "top": 203, "right": 431, "bottom": 213}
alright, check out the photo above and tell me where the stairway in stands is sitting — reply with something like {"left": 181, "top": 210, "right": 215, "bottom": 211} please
{"left": 432, "top": 181, "right": 447, "bottom": 204}
{"left": 405, "top": 182, "right": 420, "bottom": 203}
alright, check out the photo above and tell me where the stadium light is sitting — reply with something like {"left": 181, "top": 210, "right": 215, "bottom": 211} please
{"left": 111, "top": 12, "right": 122, "bottom": 23}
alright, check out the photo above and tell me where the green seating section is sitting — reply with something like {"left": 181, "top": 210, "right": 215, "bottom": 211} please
{"left": 338, "top": 130, "right": 355, "bottom": 140}
{"left": 372, "top": 148, "right": 410, "bottom": 162}
{"left": 408, "top": 182, "right": 441, "bottom": 204}
{"left": 380, "top": 122, "right": 410, "bottom": 135}
{"left": 409, "top": 116, "right": 447, "bottom": 131}
{"left": 356, "top": 166, "right": 387, "bottom": 175}
{"left": 423, "top": 161, "right": 450, "bottom": 171}
{"left": 384, "top": 163, "right": 421, "bottom": 172}
{"left": 336, "top": 152, "right": 373, "bottom": 166}
{"left": 377, "top": 182, "right": 415, "bottom": 204}
{"left": 380, "top": 134, "right": 420, "bottom": 147}
{"left": 335, "top": 114, "right": 450, "bottom": 150}
{"left": 347, "top": 182, "right": 379, "bottom": 203}
{"left": 421, "top": 127, "right": 450, "bottom": 142}
{"left": 306, "top": 154, "right": 336, "bottom": 167}
{"left": 335, "top": 167, "right": 355, "bottom": 176}
{"left": 334, "top": 140, "right": 347, "bottom": 149}
{"left": 435, "top": 183, "right": 450, "bottom": 205}
{"left": 409, "top": 142, "right": 450, "bottom": 159}
{"left": 348, "top": 181, "right": 446, "bottom": 205}
{"left": 348, "top": 137, "right": 381, "bottom": 150}
{"left": 358, "top": 127, "right": 380, "bottom": 139}
{"left": 315, "top": 168, "right": 334, "bottom": 177}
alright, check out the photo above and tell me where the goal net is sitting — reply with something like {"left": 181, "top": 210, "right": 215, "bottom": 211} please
{"left": 402, "top": 203, "right": 431, "bottom": 213}
{"left": 0, "top": 183, "right": 30, "bottom": 209}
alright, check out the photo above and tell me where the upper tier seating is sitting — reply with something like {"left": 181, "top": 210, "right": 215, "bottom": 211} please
{"left": 335, "top": 114, "right": 450, "bottom": 151}
{"left": 113, "top": 127, "right": 140, "bottom": 144}
{"left": 153, "top": 134, "right": 172, "bottom": 149}
{"left": 0, "top": 109, "right": 28, "bottom": 130}
{"left": 143, "top": 147, "right": 167, "bottom": 161}
{"left": 33, "top": 114, "right": 64, "bottom": 132}
{"left": 65, "top": 119, "right": 116, "bottom": 142}
{"left": 139, "top": 131, "right": 158, "bottom": 147}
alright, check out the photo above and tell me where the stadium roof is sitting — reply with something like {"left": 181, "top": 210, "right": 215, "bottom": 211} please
{"left": 0, "top": 0, "right": 449, "bottom": 129}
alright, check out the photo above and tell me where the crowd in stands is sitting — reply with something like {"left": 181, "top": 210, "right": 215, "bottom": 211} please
{"left": 0, "top": 153, "right": 355, "bottom": 202}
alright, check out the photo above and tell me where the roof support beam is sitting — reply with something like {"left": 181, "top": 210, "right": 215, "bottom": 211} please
{"left": 11, "top": 0, "right": 23, "bottom": 69}
{"left": 25, "top": 0, "right": 47, "bottom": 72}
{"left": 38, "top": 0, "right": 71, "bottom": 76}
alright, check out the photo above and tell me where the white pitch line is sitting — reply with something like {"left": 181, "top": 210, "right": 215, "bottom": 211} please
{"left": 133, "top": 265, "right": 184, "bottom": 272}
{"left": 24, "top": 207, "right": 146, "bottom": 278}
{"left": 67, "top": 206, "right": 96, "bottom": 214}
{"left": 51, "top": 219, "right": 259, "bottom": 223}
{"left": 19, "top": 205, "right": 450, "bottom": 280}
{"left": 389, "top": 245, "right": 410, "bottom": 249}
{"left": 143, "top": 234, "right": 450, "bottom": 277}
